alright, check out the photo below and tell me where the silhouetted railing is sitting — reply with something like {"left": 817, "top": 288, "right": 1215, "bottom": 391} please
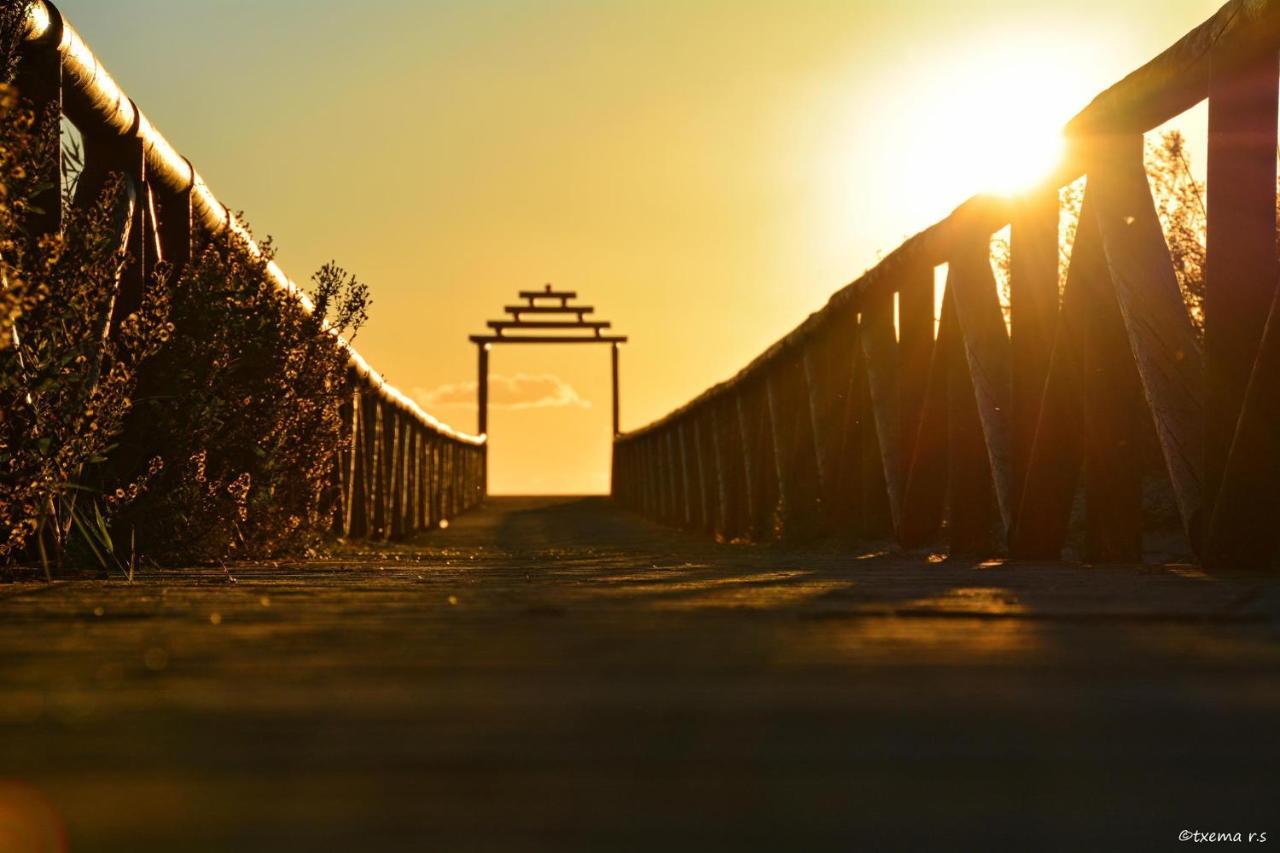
{"left": 613, "top": 0, "right": 1280, "bottom": 570}
{"left": 17, "top": 0, "right": 484, "bottom": 539}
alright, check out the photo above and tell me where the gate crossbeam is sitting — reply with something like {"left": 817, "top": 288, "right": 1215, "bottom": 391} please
{"left": 470, "top": 285, "right": 628, "bottom": 492}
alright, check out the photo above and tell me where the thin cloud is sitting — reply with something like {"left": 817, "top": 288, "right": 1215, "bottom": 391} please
{"left": 413, "top": 373, "right": 590, "bottom": 410}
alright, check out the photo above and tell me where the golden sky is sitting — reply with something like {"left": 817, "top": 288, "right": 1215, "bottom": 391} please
{"left": 58, "top": 0, "right": 1223, "bottom": 493}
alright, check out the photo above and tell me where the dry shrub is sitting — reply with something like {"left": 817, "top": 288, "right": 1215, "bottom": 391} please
{"left": 2, "top": 65, "right": 370, "bottom": 570}
{"left": 116, "top": 236, "right": 369, "bottom": 563}
{"left": 0, "top": 1, "right": 31, "bottom": 86}
{"left": 1145, "top": 130, "right": 1206, "bottom": 337}
{"left": 0, "top": 84, "right": 169, "bottom": 571}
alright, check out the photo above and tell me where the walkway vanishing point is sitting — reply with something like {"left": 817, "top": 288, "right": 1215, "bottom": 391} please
{"left": 8, "top": 0, "right": 1280, "bottom": 849}
{"left": 3, "top": 496, "right": 1280, "bottom": 851}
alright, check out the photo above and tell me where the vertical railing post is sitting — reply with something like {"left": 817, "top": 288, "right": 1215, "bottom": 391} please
{"left": 765, "top": 370, "right": 788, "bottom": 533}
{"left": 477, "top": 344, "right": 489, "bottom": 497}
{"left": 858, "top": 290, "right": 904, "bottom": 535}
{"left": 428, "top": 435, "right": 441, "bottom": 529}
{"left": 374, "top": 401, "right": 387, "bottom": 539}
{"left": 823, "top": 304, "right": 862, "bottom": 534}
{"left": 611, "top": 342, "right": 621, "bottom": 437}
{"left": 153, "top": 169, "right": 194, "bottom": 279}
{"left": 405, "top": 423, "right": 418, "bottom": 535}
{"left": 949, "top": 235, "right": 1015, "bottom": 538}
{"left": 710, "top": 401, "right": 731, "bottom": 538}
{"left": 1009, "top": 250, "right": 1087, "bottom": 560}
{"left": 455, "top": 440, "right": 465, "bottom": 514}
{"left": 766, "top": 355, "right": 822, "bottom": 539}
{"left": 635, "top": 439, "right": 647, "bottom": 515}
{"left": 445, "top": 439, "right": 454, "bottom": 522}
{"left": 1075, "top": 194, "right": 1144, "bottom": 562}
{"left": 359, "top": 389, "right": 378, "bottom": 537}
{"left": 650, "top": 433, "right": 658, "bottom": 519}
{"left": 344, "top": 386, "right": 366, "bottom": 538}
{"left": 477, "top": 344, "right": 489, "bottom": 435}
{"left": 735, "top": 392, "right": 757, "bottom": 538}
{"left": 647, "top": 435, "right": 660, "bottom": 519}
{"left": 900, "top": 285, "right": 953, "bottom": 548}
{"left": 1009, "top": 192, "right": 1059, "bottom": 513}
{"left": 388, "top": 411, "right": 404, "bottom": 540}
{"left": 897, "top": 266, "right": 934, "bottom": 488}
{"left": 406, "top": 424, "right": 417, "bottom": 531}
{"left": 693, "top": 414, "right": 712, "bottom": 532}
{"left": 678, "top": 420, "right": 693, "bottom": 528}
{"left": 802, "top": 346, "right": 828, "bottom": 526}
{"left": 76, "top": 121, "right": 161, "bottom": 336}
{"left": 335, "top": 385, "right": 352, "bottom": 536}
{"left": 944, "top": 279, "right": 996, "bottom": 556}
{"left": 667, "top": 429, "right": 682, "bottom": 525}
{"left": 852, "top": 313, "right": 890, "bottom": 539}
{"left": 1201, "top": 50, "right": 1280, "bottom": 569}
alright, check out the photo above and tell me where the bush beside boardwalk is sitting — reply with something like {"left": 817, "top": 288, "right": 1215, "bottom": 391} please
{"left": 0, "top": 63, "right": 370, "bottom": 573}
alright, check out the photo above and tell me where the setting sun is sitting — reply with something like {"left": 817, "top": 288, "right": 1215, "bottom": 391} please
{"left": 963, "top": 121, "right": 1066, "bottom": 196}
{"left": 875, "top": 35, "right": 1092, "bottom": 210}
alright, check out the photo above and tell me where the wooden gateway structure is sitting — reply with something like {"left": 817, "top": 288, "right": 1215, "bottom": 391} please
{"left": 470, "top": 286, "right": 628, "bottom": 487}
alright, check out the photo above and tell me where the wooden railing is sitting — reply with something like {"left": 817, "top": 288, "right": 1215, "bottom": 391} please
{"left": 613, "top": 0, "right": 1280, "bottom": 570}
{"left": 17, "top": 0, "right": 485, "bottom": 539}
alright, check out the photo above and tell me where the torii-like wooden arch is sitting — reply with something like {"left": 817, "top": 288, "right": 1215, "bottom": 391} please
{"left": 469, "top": 285, "right": 628, "bottom": 478}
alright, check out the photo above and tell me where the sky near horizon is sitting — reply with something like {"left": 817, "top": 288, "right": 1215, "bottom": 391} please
{"left": 55, "top": 0, "right": 1223, "bottom": 493}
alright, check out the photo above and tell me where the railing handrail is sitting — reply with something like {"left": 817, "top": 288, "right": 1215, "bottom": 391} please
{"left": 618, "top": 0, "right": 1280, "bottom": 443}
{"left": 22, "top": 0, "right": 484, "bottom": 447}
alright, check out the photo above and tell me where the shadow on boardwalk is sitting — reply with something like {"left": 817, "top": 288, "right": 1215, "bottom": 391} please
{"left": 2, "top": 497, "right": 1278, "bottom": 851}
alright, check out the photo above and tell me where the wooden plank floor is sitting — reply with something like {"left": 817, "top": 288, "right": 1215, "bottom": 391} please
{"left": 1, "top": 496, "right": 1278, "bottom": 851}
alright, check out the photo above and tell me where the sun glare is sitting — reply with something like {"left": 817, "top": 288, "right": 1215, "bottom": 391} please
{"left": 922, "top": 41, "right": 1078, "bottom": 198}
{"left": 963, "top": 122, "right": 1066, "bottom": 196}
{"left": 855, "top": 35, "right": 1091, "bottom": 221}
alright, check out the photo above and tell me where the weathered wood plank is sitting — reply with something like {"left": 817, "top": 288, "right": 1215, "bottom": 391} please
{"left": 1077, "top": 194, "right": 1145, "bottom": 562}
{"left": 765, "top": 370, "right": 792, "bottom": 533}
{"left": 1206, "top": 282, "right": 1280, "bottom": 571}
{"left": 693, "top": 416, "right": 711, "bottom": 532}
{"left": 678, "top": 420, "right": 694, "bottom": 528}
{"left": 945, "top": 284, "right": 997, "bottom": 557}
{"left": 802, "top": 348, "right": 829, "bottom": 508}
{"left": 1201, "top": 51, "right": 1280, "bottom": 569}
{"left": 853, "top": 318, "right": 892, "bottom": 539}
{"left": 342, "top": 389, "right": 363, "bottom": 537}
{"left": 898, "top": 287, "right": 955, "bottom": 549}
{"left": 1090, "top": 132, "right": 1205, "bottom": 548}
{"left": 813, "top": 305, "right": 861, "bottom": 531}
{"left": 735, "top": 393, "right": 758, "bottom": 537}
{"left": 949, "top": 237, "right": 1015, "bottom": 534}
{"left": 779, "top": 353, "right": 825, "bottom": 538}
{"left": 709, "top": 403, "right": 730, "bottom": 538}
{"left": 1009, "top": 191, "right": 1060, "bottom": 509}
{"left": 897, "top": 264, "right": 935, "bottom": 489}
{"left": 1009, "top": 220, "right": 1090, "bottom": 560}
{"left": 858, "top": 291, "right": 904, "bottom": 533}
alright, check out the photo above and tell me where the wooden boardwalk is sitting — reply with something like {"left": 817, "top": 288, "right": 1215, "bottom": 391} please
{"left": 2, "top": 496, "right": 1279, "bottom": 851}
